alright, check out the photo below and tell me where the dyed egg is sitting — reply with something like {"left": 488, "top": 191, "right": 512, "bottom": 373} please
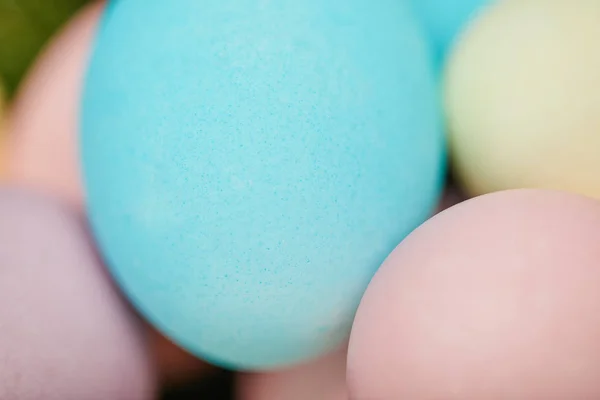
{"left": 408, "top": 0, "right": 492, "bottom": 65}
{"left": 6, "top": 1, "right": 103, "bottom": 207}
{"left": 3, "top": 0, "right": 210, "bottom": 385}
{"left": 0, "top": 188, "right": 156, "bottom": 399}
{"left": 0, "top": 0, "right": 89, "bottom": 97}
{"left": 348, "top": 189, "right": 600, "bottom": 399}
{"left": 82, "top": 0, "right": 445, "bottom": 369}
{"left": 237, "top": 347, "right": 348, "bottom": 400}
{"left": 445, "top": 0, "right": 600, "bottom": 199}
{"left": 0, "top": 82, "right": 6, "bottom": 178}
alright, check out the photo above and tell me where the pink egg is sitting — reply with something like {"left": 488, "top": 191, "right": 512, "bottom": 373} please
{"left": 3, "top": 0, "right": 210, "bottom": 384}
{"left": 5, "top": 1, "right": 103, "bottom": 207}
{"left": 347, "top": 189, "right": 600, "bottom": 399}
{"left": 237, "top": 347, "right": 348, "bottom": 400}
{"left": 0, "top": 187, "right": 156, "bottom": 399}
{"left": 0, "top": 83, "right": 7, "bottom": 179}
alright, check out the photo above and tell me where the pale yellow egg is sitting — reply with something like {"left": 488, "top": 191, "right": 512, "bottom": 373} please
{"left": 444, "top": 0, "right": 600, "bottom": 198}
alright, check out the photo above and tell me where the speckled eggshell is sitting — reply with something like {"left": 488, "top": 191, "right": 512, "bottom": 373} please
{"left": 348, "top": 189, "right": 600, "bottom": 399}
{"left": 3, "top": 0, "right": 209, "bottom": 384}
{"left": 6, "top": 1, "right": 103, "bottom": 207}
{"left": 237, "top": 347, "right": 348, "bottom": 400}
{"left": 0, "top": 187, "right": 156, "bottom": 399}
{"left": 445, "top": 0, "right": 600, "bottom": 199}
{"left": 81, "top": 0, "right": 445, "bottom": 369}
{"left": 0, "top": 2, "right": 207, "bottom": 384}
{"left": 408, "top": 0, "right": 492, "bottom": 66}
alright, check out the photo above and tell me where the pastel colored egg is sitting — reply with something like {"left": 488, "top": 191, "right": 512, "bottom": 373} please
{"left": 408, "top": 0, "right": 492, "bottom": 66}
{"left": 0, "top": 187, "right": 156, "bottom": 399}
{"left": 82, "top": 0, "right": 445, "bottom": 369}
{"left": 348, "top": 189, "right": 600, "bottom": 399}
{"left": 0, "top": 0, "right": 89, "bottom": 97}
{"left": 0, "top": 82, "right": 6, "bottom": 178}
{"left": 3, "top": 0, "right": 210, "bottom": 385}
{"left": 5, "top": 1, "right": 102, "bottom": 207}
{"left": 445, "top": 0, "right": 600, "bottom": 199}
{"left": 237, "top": 347, "right": 348, "bottom": 400}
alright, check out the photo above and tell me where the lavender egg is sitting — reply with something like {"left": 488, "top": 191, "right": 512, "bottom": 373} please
{"left": 0, "top": 188, "right": 156, "bottom": 399}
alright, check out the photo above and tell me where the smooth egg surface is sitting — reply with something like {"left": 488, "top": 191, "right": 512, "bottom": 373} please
{"left": 348, "top": 189, "right": 600, "bottom": 399}
{"left": 445, "top": 0, "right": 600, "bottom": 199}
{"left": 0, "top": 82, "right": 6, "bottom": 178}
{"left": 82, "top": 0, "right": 445, "bottom": 369}
{"left": 6, "top": 1, "right": 103, "bottom": 207}
{"left": 3, "top": 0, "right": 210, "bottom": 384}
{"left": 0, "top": 187, "right": 156, "bottom": 399}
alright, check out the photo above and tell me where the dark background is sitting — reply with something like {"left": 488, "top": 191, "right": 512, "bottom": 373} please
{"left": 161, "top": 369, "right": 235, "bottom": 400}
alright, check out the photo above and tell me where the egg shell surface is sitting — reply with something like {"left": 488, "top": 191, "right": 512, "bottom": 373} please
{"left": 0, "top": 82, "right": 6, "bottom": 178}
{"left": 81, "top": 0, "right": 445, "bottom": 370}
{"left": 0, "top": 187, "right": 156, "bottom": 399}
{"left": 445, "top": 0, "right": 600, "bottom": 199}
{"left": 6, "top": 0, "right": 103, "bottom": 207}
{"left": 3, "top": 0, "right": 211, "bottom": 384}
{"left": 348, "top": 189, "right": 600, "bottom": 399}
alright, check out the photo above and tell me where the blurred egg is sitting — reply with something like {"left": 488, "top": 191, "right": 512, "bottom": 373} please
{"left": 3, "top": 0, "right": 209, "bottom": 385}
{"left": 237, "top": 347, "right": 348, "bottom": 400}
{"left": 0, "top": 0, "right": 89, "bottom": 97}
{"left": 445, "top": 0, "right": 600, "bottom": 199}
{"left": 408, "top": 0, "right": 492, "bottom": 66}
{"left": 0, "top": 187, "right": 156, "bottom": 399}
{"left": 5, "top": 0, "right": 103, "bottom": 207}
{"left": 81, "top": 0, "right": 445, "bottom": 369}
{"left": 0, "top": 81, "right": 6, "bottom": 178}
{"left": 348, "top": 189, "right": 600, "bottom": 399}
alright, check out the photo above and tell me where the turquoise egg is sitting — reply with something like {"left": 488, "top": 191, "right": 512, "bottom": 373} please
{"left": 81, "top": 0, "right": 445, "bottom": 370}
{"left": 409, "top": 0, "right": 492, "bottom": 66}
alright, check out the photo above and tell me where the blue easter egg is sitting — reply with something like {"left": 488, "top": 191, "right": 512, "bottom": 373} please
{"left": 81, "top": 0, "right": 445, "bottom": 370}
{"left": 409, "top": 0, "right": 492, "bottom": 65}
